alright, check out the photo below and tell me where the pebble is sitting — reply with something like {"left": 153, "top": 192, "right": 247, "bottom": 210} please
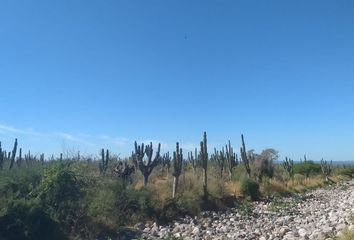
{"left": 139, "top": 179, "right": 354, "bottom": 239}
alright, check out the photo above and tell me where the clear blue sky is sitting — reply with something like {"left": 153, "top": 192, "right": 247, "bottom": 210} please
{"left": 1, "top": 0, "right": 353, "bottom": 161}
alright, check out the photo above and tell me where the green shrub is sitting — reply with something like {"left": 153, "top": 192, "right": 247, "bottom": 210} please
{"left": 30, "top": 162, "right": 85, "bottom": 234}
{"left": 240, "top": 177, "right": 260, "bottom": 200}
{"left": 0, "top": 166, "right": 42, "bottom": 201}
{"left": 159, "top": 192, "right": 202, "bottom": 223}
{"left": 0, "top": 199, "right": 66, "bottom": 240}
{"left": 293, "top": 161, "right": 321, "bottom": 177}
{"left": 336, "top": 166, "right": 354, "bottom": 178}
{"left": 88, "top": 180, "right": 158, "bottom": 226}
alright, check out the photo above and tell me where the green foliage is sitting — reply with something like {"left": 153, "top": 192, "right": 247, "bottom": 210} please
{"left": 240, "top": 177, "right": 260, "bottom": 201}
{"left": 160, "top": 193, "right": 201, "bottom": 223}
{"left": 0, "top": 199, "right": 66, "bottom": 240}
{"left": 238, "top": 200, "right": 253, "bottom": 215}
{"left": 31, "top": 162, "right": 84, "bottom": 228}
{"left": 293, "top": 160, "right": 321, "bottom": 177}
{"left": 336, "top": 166, "right": 354, "bottom": 178}
{"left": 231, "top": 164, "right": 247, "bottom": 181}
{"left": 88, "top": 180, "right": 158, "bottom": 226}
{"left": 251, "top": 149, "right": 278, "bottom": 182}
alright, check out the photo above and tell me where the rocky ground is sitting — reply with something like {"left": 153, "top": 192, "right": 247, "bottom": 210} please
{"left": 136, "top": 179, "right": 354, "bottom": 239}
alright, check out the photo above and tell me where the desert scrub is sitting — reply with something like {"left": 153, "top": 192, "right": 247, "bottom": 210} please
{"left": 240, "top": 177, "right": 260, "bottom": 200}
{"left": 238, "top": 200, "right": 253, "bottom": 216}
{"left": 88, "top": 180, "right": 158, "bottom": 226}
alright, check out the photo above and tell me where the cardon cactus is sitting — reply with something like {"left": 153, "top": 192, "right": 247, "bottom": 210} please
{"left": 172, "top": 142, "right": 183, "bottom": 198}
{"left": 133, "top": 141, "right": 161, "bottom": 187}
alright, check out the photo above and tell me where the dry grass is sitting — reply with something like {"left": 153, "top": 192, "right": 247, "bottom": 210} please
{"left": 225, "top": 181, "right": 242, "bottom": 196}
{"left": 336, "top": 228, "right": 354, "bottom": 240}
{"left": 286, "top": 175, "right": 324, "bottom": 192}
{"left": 131, "top": 165, "right": 342, "bottom": 204}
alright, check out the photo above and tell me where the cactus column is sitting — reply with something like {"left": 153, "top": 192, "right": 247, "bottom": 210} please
{"left": 226, "top": 140, "right": 238, "bottom": 180}
{"left": 133, "top": 141, "right": 161, "bottom": 187}
{"left": 200, "top": 132, "right": 208, "bottom": 200}
{"left": 99, "top": 149, "right": 109, "bottom": 175}
{"left": 172, "top": 142, "right": 183, "bottom": 198}
{"left": 0, "top": 142, "right": 3, "bottom": 170}
{"left": 240, "top": 134, "right": 251, "bottom": 178}
{"left": 320, "top": 158, "right": 332, "bottom": 182}
{"left": 282, "top": 157, "right": 294, "bottom": 179}
{"left": 9, "top": 139, "right": 18, "bottom": 170}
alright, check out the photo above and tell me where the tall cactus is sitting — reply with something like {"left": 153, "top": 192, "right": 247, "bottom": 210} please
{"left": 187, "top": 148, "right": 199, "bottom": 172}
{"left": 172, "top": 142, "right": 183, "bottom": 198}
{"left": 240, "top": 134, "right": 251, "bottom": 178}
{"left": 16, "top": 148, "right": 22, "bottom": 167}
{"left": 282, "top": 157, "right": 294, "bottom": 178}
{"left": 114, "top": 161, "right": 135, "bottom": 187}
{"left": 9, "top": 138, "right": 18, "bottom": 170}
{"left": 161, "top": 152, "right": 171, "bottom": 175}
{"left": 40, "top": 153, "right": 45, "bottom": 165}
{"left": 212, "top": 147, "right": 226, "bottom": 179}
{"left": 225, "top": 140, "right": 238, "bottom": 180}
{"left": 200, "top": 132, "right": 208, "bottom": 199}
{"left": 99, "top": 149, "right": 109, "bottom": 175}
{"left": 0, "top": 142, "right": 3, "bottom": 170}
{"left": 320, "top": 158, "right": 332, "bottom": 182}
{"left": 133, "top": 141, "right": 161, "bottom": 187}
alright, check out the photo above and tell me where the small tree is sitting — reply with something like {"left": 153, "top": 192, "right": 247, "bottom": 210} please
{"left": 252, "top": 148, "right": 278, "bottom": 182}
{"left": 133, "top": 141, "right": 161, "bottom": 187}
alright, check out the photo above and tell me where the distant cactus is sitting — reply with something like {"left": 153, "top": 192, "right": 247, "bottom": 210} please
{"left": 16, "top": 148, "right": 22, "bottom": 167}
{"left": 282, "top": 157, "right": 294, "bottom": 178}
{"left": 200, "top": 132, "right": 208, "bottom": 199}
{"left": 0, "top": 142, "right": 3, "bottom": 170}
{"left": 40, "top": 153, "right": 45, "bottom": 165}
{"left": 187, "top": 148, "right": 199, "bottom": 172}
{"left": 212, "top": 147, "right": 226, "bottom": 179}
{"left": 225, "top": 140, "right": 238, "bottom": 180}
{"left": 114, "top": 161, "right": 135, "bottom": 186}
{"left": 99, "top": 149, "right": 109, "bottom": 175}
{"left": 240, "top": 134, "right": 251, "bottom": 178}
{"left": 133, "top": 141, "right": 161, "bottom": 187}
{"left": 172, "top": 142, "right": 183, "bottom": 198}
{"left": 9, "top": 138, "right": 18, "bottom": 170}
{"left": 320, "top": 158, "right": 332, "bottom": 182}
{"left": 161, "top": 152, "right": 171, "bottom": 175}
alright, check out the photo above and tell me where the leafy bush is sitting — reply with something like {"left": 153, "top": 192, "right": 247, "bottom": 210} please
{"left": 88, "top": 180, "right": 158, "bottom": 226}
{"left": 250, "top": 149, "right": 278, "bottom": 182}
{"left": 0, "top": 199, "right": 66, "bottom": 240}
{"left": 293, "top": 161, "right": 321, "bottom": 177}
{"left": 159, "top": 191, "right": 202, "bottom": 223}
{"left": 336, "top": 166, "right": 354, "bottom": 178}
{"left": 31, "top": 162, "right": 84, "bottom": 230}
{"left": 0, "top": 167, "right": 42, "bottom": 202}
{"left": 240, "top": 177, "right": 260, "bottom": 200}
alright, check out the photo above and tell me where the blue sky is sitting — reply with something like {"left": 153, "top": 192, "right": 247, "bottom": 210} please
{"left": 0, "top": 0, "right": 353, "bottom": 161}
